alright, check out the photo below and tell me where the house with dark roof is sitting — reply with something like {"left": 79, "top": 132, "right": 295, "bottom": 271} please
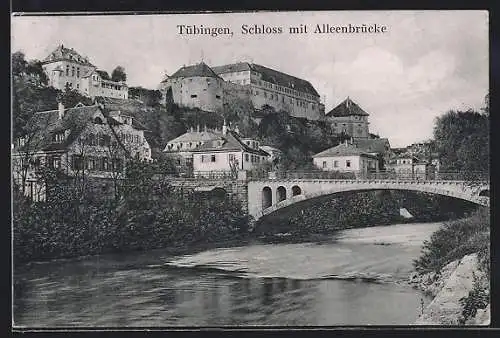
{"left": 326, "top": 97, "right": 370, "bottom": 139}
{"left": 189, "top": 123, "right": 270, "bottom": 178}
{"left": 12, "top": 101, "right": 151, "bottom": 201}
{"left": 312, "top": 140, "right": 379, "bottom": 176}
{"left": 42, "top": 44, "right": 128, "bottom": 100}
{"left": 159, "top": 62, "right": 224, "bottom": 113}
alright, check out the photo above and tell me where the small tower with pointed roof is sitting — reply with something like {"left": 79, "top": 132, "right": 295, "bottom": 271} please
{"left": 325, "top": 96, "right": 370, "bottom": 139}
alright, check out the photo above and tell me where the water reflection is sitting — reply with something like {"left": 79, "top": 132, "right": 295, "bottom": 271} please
{"left": 14, "top": 223, "right": 441, "bottom": 327}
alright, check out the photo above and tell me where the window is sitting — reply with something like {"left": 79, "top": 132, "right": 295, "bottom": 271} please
{"left": 322, "top": 161, "right": 327, "bottom": 168}
{"left": 245, "top": 153, "right": 249, "bottom": 162}
{"left": 346, "top": 160, "right": 351, "bottom": 168}
{"left": 201, "top": 155, "right": 206, "bottom": 162}
{"left": 72, "top": 155, "right": 83, "bottom": 170}
{"left": 334, "top": 160, "right": 339, "bottom": 168}
{"left": 77, "top": 68, "right": 80, "bottom": 77}
{"left": 216, "top": 95, "right": 221, "bottom": 99}
{"left": 211, "top": 154, "right": 216, "bottom": 162}
{"left": 72, "top": 66, "right": 75, "bottom": 77}
{"left": 76, "top": 84, "right": 79, "bottom": 89}
{"left": 191, "top": 94, "right": 197, "bottom": 98}
{"left": 66, "top": 65, "right": 70, "bottom": 76}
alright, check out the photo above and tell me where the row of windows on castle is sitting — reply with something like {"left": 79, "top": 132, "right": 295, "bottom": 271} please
{"left": 63, "top": 65, "right": 82, "bottom": 78}
{"left": 199, "top": 153, "right": 266, "bottom": 163}
{"left": 64, "top": 80, "right": 124, "bottom": 92}
{"left": 177, "top": 75, "right": 317, "bottom": 102}
{"left": 252, "top": 89, "right": 318, "bottom": 110}
{"left": 227, "top": 74, "right": 318, "bottom": 102}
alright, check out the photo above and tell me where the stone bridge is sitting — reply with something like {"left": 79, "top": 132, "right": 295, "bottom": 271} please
{"left": 247, "top": 179, "right": 490, "bottom": 221}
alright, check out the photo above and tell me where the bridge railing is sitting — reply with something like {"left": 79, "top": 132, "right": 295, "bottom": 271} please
{"left": 264, "top": 170, "right": 489, "bottom": 181}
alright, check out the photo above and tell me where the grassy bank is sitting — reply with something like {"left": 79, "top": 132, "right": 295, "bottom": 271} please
{"left": 413, "top": 207, "right": 490, "bottom": 323}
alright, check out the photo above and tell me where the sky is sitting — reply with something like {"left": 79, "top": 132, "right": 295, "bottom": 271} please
{"left": 11, "top": 11, "right": 488, "bottom": 147}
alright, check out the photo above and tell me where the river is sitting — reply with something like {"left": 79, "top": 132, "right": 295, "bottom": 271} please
{"left": 13, "top": 222, "right": 442, "bottom": 327}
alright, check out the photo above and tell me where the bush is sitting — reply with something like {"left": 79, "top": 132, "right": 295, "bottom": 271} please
{"left": 413, "top": 208, "right": 490, "bottom": 273}
{"left": 459, "top": 272, "right": 489, "bottom": 324}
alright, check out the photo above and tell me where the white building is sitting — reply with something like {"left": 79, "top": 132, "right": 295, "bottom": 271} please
{"left": 386, "top": 153, "right": 435, "bottom": 180}
{"left": 42, "top": 44, "right": 128, "bottom": 100}
{"left": 312, "top": 141, "right": 379, "bottom": 177}
{"left": 190, "top": 126, "right": 270, "bottom": 178}
{"left": 163, "top": 127, "right": 222, "bottom": 169}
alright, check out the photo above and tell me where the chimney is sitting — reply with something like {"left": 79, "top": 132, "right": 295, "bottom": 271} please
{"left": 234, "top": 125, "right": 240, "bottom": 135}
{"left": 190, "top": 126, "right": 194, "bottom": 132}
{"left": 350, "top": 137, "right": 354, "bottom": 145}
{"left": 197, "top": 124, "right": 200, "bottom": 132}
{"left": 222, "top": 119, "right": 227, "bottom": 135}
{"left": 204, "top": 125, "right": 207, "bottom": 132}
{"left": 58, "top": 101, "right": 65, "bottom": 119}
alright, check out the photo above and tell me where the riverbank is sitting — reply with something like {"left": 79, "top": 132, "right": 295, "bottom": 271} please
{"left": 407, "top": 208, "right": 490, "bottom": 325}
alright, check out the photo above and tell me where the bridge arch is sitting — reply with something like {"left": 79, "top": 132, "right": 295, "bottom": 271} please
{"left": 248, "top": 180, "right": 489, "bottom": 221}
{"left": 479, "top": 189, "right": 489, "bottom": 197}
{"left": 276, "top": 186, "right": 287, "bottom": 203}
{"left": 292, "top": 185, "right": 302, "bottom": 196}
{"left": 262, "top": 186, "right": 272, "bottom": 209}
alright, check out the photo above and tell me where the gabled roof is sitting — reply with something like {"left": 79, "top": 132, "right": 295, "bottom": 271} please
{"left": 353, "top": 138, "right": 390, "bottom": 154}
{"left": 326, "top": 97, "right": 369, "bottom": 117}
{"left": 313, "top": 142, "right": 376, "bottom": 158}
{"left": 15, "top": 104, "right": 103, "bottom": 153}
{"left": 14, "top": 102, "right": 145, "bottom": 154}
{"left": 166, "top": 130, "right": 222, "bottom": 145}
{"left": 191, "top": 130, "right": 269, "bottom": 156}
{"left": 212, "top": 62, "right": 320, "bottom": 97}
{"left": 259, "top": 145, "right": 283, "bottom": 154}
{"left": 170, "top": 62, "right": 220, "bottom": 79}
{"left": 42, "top": 44, "right": 94, "bottom": 66}
{"left": 212, "top": 62, "right": 252, "bottom": 74}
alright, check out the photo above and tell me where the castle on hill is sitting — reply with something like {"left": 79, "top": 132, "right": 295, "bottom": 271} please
{"left": 41, "top": 44, "right": 128, "bottom": 100}
{"left": 158, "top": 61, "right": 326, "bottom": 120}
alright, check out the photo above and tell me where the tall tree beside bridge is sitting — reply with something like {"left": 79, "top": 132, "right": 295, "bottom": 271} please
{"left": 433, "top": 102, "right": 489, "bottom": 180}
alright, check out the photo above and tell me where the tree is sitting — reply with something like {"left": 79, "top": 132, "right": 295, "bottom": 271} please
{"left": 12, "top": 51, "right": 28, "bottom": 77}
{"left": 59, "top": 87, "right": 93, "bottom": 108}
{"left": 111, "top": 66, "right": 127, "bottom": 82}
{"left": 433, "top": 109, "right": 489, "bottom": 179}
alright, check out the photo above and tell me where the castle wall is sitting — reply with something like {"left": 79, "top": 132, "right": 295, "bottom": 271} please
{"left": 329, "top": 115, "right": 370, "bottom": 138}
{"left": 168, "top": 76, "right": 224, "bottom": 113}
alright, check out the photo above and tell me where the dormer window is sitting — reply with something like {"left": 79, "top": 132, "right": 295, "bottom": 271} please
{"left": 53, "top": 132, "right": 65, "bottom": 143}
{"left": 94, "top": 117, "right": 103, "bottom": 124}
